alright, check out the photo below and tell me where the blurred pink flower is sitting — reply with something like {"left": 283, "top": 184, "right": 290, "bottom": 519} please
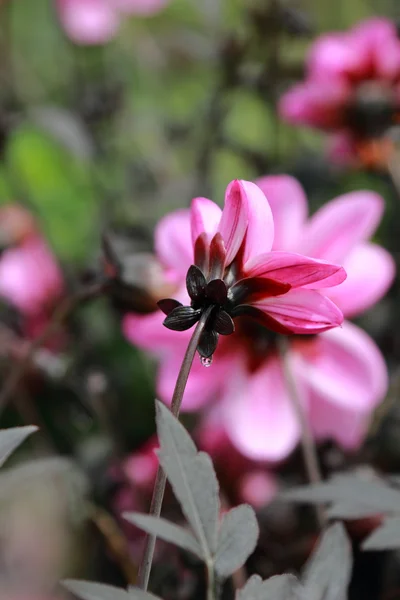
{"left": 0, "top": 238, "right": 63, "bottom": 318}
{"left": 124, "top": 177, "right": 394, "bottom": 461}
{"left": 279, "top": 18, "right": 400, "bottom": 168}
{"left": 197, "top": 410, "right": 278, "bottom": 508}
{"left": 0, "top": 205, "right": 64, "bottom": 340}
{"left": 57, "top": 0, "right": 169, "bottom": 45}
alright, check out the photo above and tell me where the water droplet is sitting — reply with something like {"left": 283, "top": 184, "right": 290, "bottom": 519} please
{"left": 200, "top": 356, "right": 213, "bottom": 368}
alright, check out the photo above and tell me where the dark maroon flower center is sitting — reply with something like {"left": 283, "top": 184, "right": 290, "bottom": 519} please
{"left": 346, "top": 81, "right": 399, "bottom": 138}
{"left": 158, "top": 232, "right": 291, "bottom": 359}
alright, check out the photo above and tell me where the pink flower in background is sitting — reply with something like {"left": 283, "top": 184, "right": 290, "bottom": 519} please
{"left": 57, "top": 0, "right": 169, "bottom": 45}
{"left": 0, "top": 239, "right": 63, "bottom": 318}
{"left": 279, "top": 18, "right": 400, "bottom": 168}
{"left": 0, "top": 205, "right": 64, "bottom": 334}
{"left": 197, "top": 411, "right": 278, "bottom": 508}
{"left": 124, "top": 177, "right": 393, "bottom": 462}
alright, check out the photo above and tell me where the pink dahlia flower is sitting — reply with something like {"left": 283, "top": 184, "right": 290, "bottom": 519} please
{"left": 123, "top": 179, "right": 347, "bottom": 447}
{"left": 125, "top": 178, "right": 394, "bottom": 462}
{"left": 279, "top": 18, "right": 400, "bottom": 168}
{"left": 57, "top": 0, "right": 169, "bottom": 45}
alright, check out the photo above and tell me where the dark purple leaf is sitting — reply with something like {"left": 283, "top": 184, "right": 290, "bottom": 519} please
{"left": 158, "top": 298, "right": 182, "bottom": 316}
{"left": 186, "top": 265, "right": 207, "bottom": 301}
{"left": 163, "top": 306, "right": 201, "bottom": 331}
{"left": 206, "top": 278, "right": 228, "bottom": 304}
{"left": 198, "top": 330, "right": 219, "bottom": 357}
{"left": 214, "top": 310, "right": 234, "bottom": 335}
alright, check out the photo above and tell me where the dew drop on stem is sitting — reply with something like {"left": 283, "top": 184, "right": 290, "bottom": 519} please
{"left": 200, "top": 356, "right": 213, "bottom": 367}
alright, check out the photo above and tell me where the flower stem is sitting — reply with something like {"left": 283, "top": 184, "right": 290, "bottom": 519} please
{"left": 278, "top": 336, "right": 326, "bottom": 528}
{"left": 137, "top": 305, "right": 214, "bottom": 590}
{"left": 206, "top": 561, "right": 216, "bottom": 600}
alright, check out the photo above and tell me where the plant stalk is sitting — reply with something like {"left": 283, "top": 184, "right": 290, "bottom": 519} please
{"left": 137, "top": 305, "right": 214, "bottom": 590}
{"left": 206, "top": 562, "right": 216, "bottom": 600}
{"left": 278, "top": 336, "right": 326, "bottom": 528}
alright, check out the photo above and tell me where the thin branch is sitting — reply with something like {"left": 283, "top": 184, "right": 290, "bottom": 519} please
{"left": 0, "top": 280, "right": 106, "bottom": 418}
{"left": 206, "top": 561, "right": 216, "bottom": 600}
{"left": 137, "top": 305, "right": 214, "bottom": 590}
{"left": 278, "top": 336, "right": 326, "bottom": 528}
{"left": 90, "top": 503, "right": 138, "bottom": 585}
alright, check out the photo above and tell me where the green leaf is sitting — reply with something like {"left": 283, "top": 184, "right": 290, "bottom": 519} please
{"left": 123, "top": 512, "right": 203, "bottom": 558}
{"left": 63, "top": 581, "right": 160, "bottom": 600}
{"left": 6, "top": 124, "right": 98, "bottom": 264}
{"left": 156, "top": 401, "right": 220, "bottom": 559}
{"left": 302, "top": 523, "right": 352, "bottom": 600}
{"left": 215, "top": 504, "right": 259, "bottom": 577}
{"left": 0, "top": 426, "right": 37, "bottom": 467}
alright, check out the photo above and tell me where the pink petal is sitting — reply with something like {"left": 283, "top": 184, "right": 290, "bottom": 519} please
{"left": 254, "top": 289, "right": 343, "bottom": 334}
{"left": 307, "top": 33, "right": 370, "bottom": 80}
{"left": 240, "top": 181, "right": 274, "bottom": 266}
{"left": 245, "top": 251, "right": 346, "bottom": 289}
{"left": 239, "top": 471, "right": 278, "bottom": 508}
{"left": 113, "top": 0, "right": 169, "bottom": 15}
{"left": 278, "top": 81, "right": 350, "bottom": 129}
{"left": 327, "top": 242, "right": 395, "bottom": 318}
{"left": 190, "top": 197, "right": 222, "bottom": 246}
{"left": 302, "top": 321, "right": 389, "bottom": 448}
{"left": 157, "top": 343, "right": 228, "bottom": 411}
{"left": 124, "top": 438, "right": 159, "bottom": 488}
{"left": 0, "top": 238, "right": 63, "bottom": 315}
{"left": 301, "top": 320, "right": 388, "bottom": 411}
{"left": 57, "top": 0, "right": 120, "bottom": 45}
{"left": 352, "top": 18, "right": 397, "bottom": 65}
{"left": 255, "top": 175, "right": 307, "bottom": 251}
{"left": 300, "top": 191, "right": 384, "bottom": 263}
{"left": 374, "top": 36, "right": 400, "bottom": 79}
{"left": 218, "top": 180, "right": 249, "bottom": 266}
{"left": 222, "top": 355, "right": 300, "bottom": 461}
{"left": 309, "top": 391, "right": 372, "bottom": 450}
{"left": 345, "top": 18, "right": 400, "bottom": 80}
{"left": 351, "top": 18, "right": 395, "bottom": 45}
{"left": 155, "top": 209, "right": 193, "bottom": 277}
